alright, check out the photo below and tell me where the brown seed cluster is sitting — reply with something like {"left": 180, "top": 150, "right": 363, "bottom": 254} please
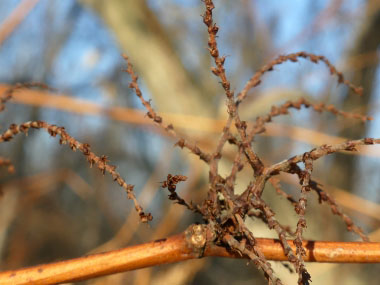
{"left": 118, "top": 0, "right": 380, "bottom": 282}
{"left": 160, "top": 174, "right": 197, "bottom": 212}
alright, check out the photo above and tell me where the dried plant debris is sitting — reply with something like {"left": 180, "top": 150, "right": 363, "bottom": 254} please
{"left": 122, "top": 1, "right": 379, "bottom": 283}
{"left": 123, "top": 54, "right": 379, "bottom": 283}
{"left": 123, "top": 55, "right": 212, "bottom": 164}
{"left": 0, "top": 121, "right": 152, "bottom": 223}
{"left": 0, "top": 82, "right": 51, "bottom": 112}
{"left": 1, "top": 0, "right": 379, "bottom": 284}
{"left": 160, "top": 174, "right": 199, "bottom": 212}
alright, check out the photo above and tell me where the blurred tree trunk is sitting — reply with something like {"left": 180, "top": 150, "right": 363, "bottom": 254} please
{"left": 81, "top": 0, "right": 213, "bottom": 117}
{"left": 328, "top": 0, "right": 380, "bottom": 191}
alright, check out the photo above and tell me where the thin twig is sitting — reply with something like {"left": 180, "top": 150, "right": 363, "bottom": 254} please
{"left": 0, "top": 121, "right": 152, "bottom": 223}
{"left": 237, "top": 51, "right": 364, "bottom": 105}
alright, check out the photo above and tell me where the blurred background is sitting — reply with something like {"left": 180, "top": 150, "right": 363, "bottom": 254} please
{"left": 0, "top": 0, "right": 379, "bottom": 284}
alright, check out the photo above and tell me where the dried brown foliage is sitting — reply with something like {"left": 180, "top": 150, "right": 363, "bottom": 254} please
{"left": 1, "top": 0, "right": 379, "bottom": 284}
{"left": 160, "top": 174, "right": 198, "bottom": 212}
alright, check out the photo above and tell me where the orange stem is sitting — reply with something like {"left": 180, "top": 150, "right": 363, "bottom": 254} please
{"left": 206, "top": 238, "right": 380, "bottom": 263}
{"left": 1, "top": 233, "right": 194, "bottom": 284}
{"left": 1, "top": 225, "right": 379, "bottom": 285}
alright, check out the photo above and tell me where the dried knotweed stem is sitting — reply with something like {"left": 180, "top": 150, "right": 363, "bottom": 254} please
{"left": 209, "top": 117, "right": 233, "bottom": 185}
{"left": 241, "top": 140, "right": 265, "bottom": 176}
{"left": 202, "top": 1, "right": 254, "bottom": 188}
{"left": 161, "top": 174, "right": 200, "bottom": 213}
{"left": 268, "top": 138, "right": 380, "bottom": 175}
{"left": 231, "top": 116, "right": 265, "bottom": 177}
{"left": 234, "top": 214, "right": 268, "bottom": 258}
{"left": 269, "top": 178, "right": 297, "bottom": 207}
{"left": 248, "top": 97, "right": 372, "bottom": 143}
{"left": 239, "top": 172, "right": 268, "bottom": 202}
{"left": 309, "top": 101, "right": 372, "bottom": 122}
{"left": 237, "top": 178, "right": 297, "bottom": 247}
{"left": 251, "top": 196, "right": 300, "bottom": 274}
{"left": 280, "top": 162, "right": 368, "bottom": 241}
{"left": 234, "top": 213, "right": 284, "bottom": 281}
{"left": 174, "top": 138, "right": 211, "bottom": 163}
{"left": 202, "top": 0, "right": 233, "bottom": 100}
{"left": 247, "top": 209, "right": 295, "bottom": 237}
{"left": 0, "top": 82, "right": 50, "bottom": 112}
{"left": 237, "top": 51, "right": 364, "bottom": 105}
{"left": 225, "top": 145, "right": 244, "bottom": 189}
{"left": 0, "top": 121, "right": 152, "bottom": 223}
{"left": 223, "top": 234, "right": 282, "bottom": 285}
{"left": 0, "top": 157, "right": 15, "bottom": 173}
{"left": 122, "top": 55, "right": 164, "bottom": 128}
{"left": 294, "top": 154, "right": 313, "bottom": 285}
{"left": 122, "top": 55, "right": 211, "bottom": 164}
{"left": 225, "top": 124, "right": 265, "bottom": 179}
{"left": 268, "top": 139, "right": 380, "bottom": 241}
{"left": 311, "top": 181, "right": 369, "bottom": 241}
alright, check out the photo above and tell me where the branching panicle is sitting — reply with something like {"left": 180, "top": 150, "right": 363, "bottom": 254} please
{"left": 122, "top": 55, "right": 212, "bottom": 164}
{"left": 1, "top": 1, "right": 379, "bottom": 284}
{"left": 197, "top": 2, "right": 377, "bottom": 283}
{"left": 293, "top": 154, "right": 313, "bottom": 284}
{"left": 248, "top": 97, "right": 372, "bottom": 143}
{"left": 237, "top": 51, "right": 364, "bottom": 105}
{"left": 0, "top": 120, "right": 152, "bottom": 223}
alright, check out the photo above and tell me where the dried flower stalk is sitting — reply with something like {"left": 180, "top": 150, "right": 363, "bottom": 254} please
{"left": 0, "top": 120, "right": 152, "bottom": 222}
{"left": 0, "top": 0, "right": 379, "bottom": 284}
